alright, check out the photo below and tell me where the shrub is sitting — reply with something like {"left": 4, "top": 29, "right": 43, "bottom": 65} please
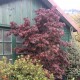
{"left": 8, "top": 7, "right": 69, "bottom": 79}
{"left": 0, "top": 56, "right": 54, "bottom": 80}
{"left": 66, "top": 40, "right": 80, "bottom": 80}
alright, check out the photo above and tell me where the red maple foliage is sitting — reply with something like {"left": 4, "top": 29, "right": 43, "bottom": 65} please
{"left": 9, "top": 7, "right": 69, "bottom": 79}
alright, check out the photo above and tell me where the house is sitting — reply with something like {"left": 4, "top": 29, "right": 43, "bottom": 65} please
{"left": 0, "top": 0, "right": 79, "bottom": 61}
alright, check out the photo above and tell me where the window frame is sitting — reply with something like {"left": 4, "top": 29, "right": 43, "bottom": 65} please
{"left": 0, "top": 26, "right": 13, "bottom": 55}
{"left": 0, "top": 25, "right": 22, "bottom": 61}
{"left": 0, "top": 25, "right": 17, "bottom": 61}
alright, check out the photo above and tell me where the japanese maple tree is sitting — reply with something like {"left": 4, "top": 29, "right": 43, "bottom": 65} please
{"left": 9, "top": 7, "right": 69, "bottom": 79}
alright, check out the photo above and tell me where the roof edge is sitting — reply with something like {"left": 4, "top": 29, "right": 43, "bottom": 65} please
{"left": 42, "top": 0, "right": 80, "bottom": 32}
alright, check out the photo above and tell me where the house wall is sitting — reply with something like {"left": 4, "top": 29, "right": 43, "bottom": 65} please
{"left": 0, "top": 0, "right": 71, "bottom": 61}
{"left": 0, "top": 0, "right": 45, "bottom": 61}
{"left": 0, "top": 0, "right": 71, "bottom": 42}
{"left": 0, "top": 0, "right": 45, "bottom": 25}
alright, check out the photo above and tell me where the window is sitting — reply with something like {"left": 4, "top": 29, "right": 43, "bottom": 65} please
{"left": 16, "top": 36, "right": 23, "bottom": 47}
{"left": 0, "top": 29, "right": 12, "bottom": 55}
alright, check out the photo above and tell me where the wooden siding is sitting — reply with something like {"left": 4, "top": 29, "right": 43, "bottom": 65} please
{"left": 0, "top": 0, "right": 71, "bottom": 62}
{"left": 0, "top": 0, "right": 44, "bottom": 25}
{"left": 0, "top": 0, "right": 71, "bottom": 42}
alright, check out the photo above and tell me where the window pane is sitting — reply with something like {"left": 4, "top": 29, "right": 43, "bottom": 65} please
{"left": 0, "top": 30, "right": 2, "bottom": 41}
{"left": 4, "top": 43, "right": 12, "bottom": 55}
{"left": 0, "top": 43, "right": 3, "bottom": 54}
{"left": 16, "top": 43, "right": 23, "bottom": 54}
{"left": 16, "top": 43, "right": 22, "bottom": 48}
{"left": 3, "top": 30, "right": 11, "bottom": 42}
{"left": 16, "top": 36, "right": 23, "bottom": 43}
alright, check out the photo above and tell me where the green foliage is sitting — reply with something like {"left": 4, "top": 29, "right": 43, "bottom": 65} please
{"left": 66, "top": 40, "right": 80, "bottom": 80}
{"left": 0, "top": 56, "right": 54, "bottom": 80}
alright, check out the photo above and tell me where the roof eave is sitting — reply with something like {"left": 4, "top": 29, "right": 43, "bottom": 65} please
{"left": 42, "top": 0, "right": 80, "bottom": 32}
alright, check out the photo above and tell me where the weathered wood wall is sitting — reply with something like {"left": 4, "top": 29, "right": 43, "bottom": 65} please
{"left": 0, "top": 0, "right": 45, "bottom": 25}
{"left": 0, "top": 0, "right": 71, "bottom": 42}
